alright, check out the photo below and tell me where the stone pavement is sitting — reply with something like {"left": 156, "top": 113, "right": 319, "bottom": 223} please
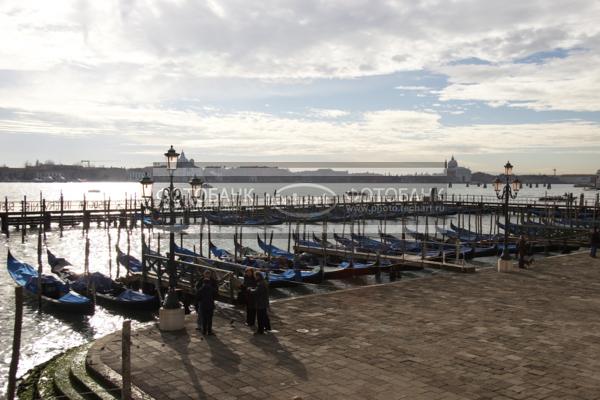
{"left": 88, "top": 252, "right": 600, "bottom": 400}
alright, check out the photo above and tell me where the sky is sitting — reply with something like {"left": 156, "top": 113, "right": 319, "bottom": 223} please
{"left": 1, "top": 0, "right": 599, "bottom": 174}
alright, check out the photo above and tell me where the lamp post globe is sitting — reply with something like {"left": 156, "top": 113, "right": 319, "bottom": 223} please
{"left": 504, "top": 161, "right": 513, "bottom": 177}
{"left": 165, "top": 145, "right": 179, "bottom": 172}
{"left": 189, "top": 175, "right": 203, "bottom": 194}
{"left": 139, "top": 173, "right": 154, "bottom": 201}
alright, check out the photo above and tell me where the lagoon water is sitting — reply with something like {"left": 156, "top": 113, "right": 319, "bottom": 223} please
{"left": 0, "top": 181, "right": 596, "bottom": 395}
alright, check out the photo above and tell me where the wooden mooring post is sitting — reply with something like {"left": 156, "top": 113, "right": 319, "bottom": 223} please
{"left": 121, "top": 320, "right": 132, "bottom": 400}
{"left": 21, "top": 195, "right": 26, "bottom": 243}
{"left": 7, "top": 286, "right": 24, "bottom": 400}
{"left": 37, "top": 229, "right": 43, "bottom": 311}
{"left": 1, "top": 212, "right": 8, "bottom": 236}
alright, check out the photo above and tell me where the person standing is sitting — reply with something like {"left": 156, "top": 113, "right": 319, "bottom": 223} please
{"left": 196, "top": 270, "right": 216, "bottom": 335}
{"left": 591, "top": 228, "right": 600, "bottom": 258}
{"left": 251, "top": 271, "right": 270, "bottom": 335}
{"left": 517, "top": 235, "right": 528, "bottom": 269}
{"left": 243, "top": 267, "right": 257, "bottom": 327}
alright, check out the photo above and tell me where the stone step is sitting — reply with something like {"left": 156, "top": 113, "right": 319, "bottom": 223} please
{"left": 70, "top": 343, "right": 119, "bottom": 400}
{"left": 36, "top": 354, "right": 62, "bottom": 400}
{"left": 52, "top": 348, "right": 86, "bottom": 400}
{"left": 86, "top": 335, "right": 155, "bottom": 400}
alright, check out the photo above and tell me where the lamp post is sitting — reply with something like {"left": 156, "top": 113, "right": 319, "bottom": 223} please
{"left": 162, "top": 145, "right": 184, "bottom": 308}
{"left": 494, "top": 161, "right": 522, "bottom": 271}
{"left": 140, "top": 147, "right": 182, "bottom": 304}
{"left": 140, "top": 146, "right": 204, "bottom": 330}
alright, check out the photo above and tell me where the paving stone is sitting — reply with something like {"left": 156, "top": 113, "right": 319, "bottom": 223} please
{"left": 87, "top": 252, "right": 600, "bottom": 399}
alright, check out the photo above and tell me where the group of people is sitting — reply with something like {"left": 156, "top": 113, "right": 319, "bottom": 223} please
{"left": 240, "top": 267, "right": 271, "bottom": 334}
{"left": 194, "top": 267, "right": 271, "bottom": 336}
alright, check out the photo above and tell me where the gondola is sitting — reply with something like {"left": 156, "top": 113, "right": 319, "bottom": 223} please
{"left": 115, "top": 246, "right": 143, "bottom": 273}
{"left": 209, "top": 241, "right": 234, "bottom": 260}
{"left": 292, "top": 232, "right": 321, "bottom": 248}
{"left": 172, "top": 243, "right": 202, "bottom": 263}
{"left": 350, "top": 233, "right": 395, "bottom": 253}
{"left": 332, "top": 233, "right": 366, "bottom": 251}
{"left": 449, "top": 222, "right": 500, "bottom": 241}
{"left": 6, "top": 250, "right": 94, "bottom": 314}
{"left": 234, "top": 238, "right": 260, "bottom": 257}
{"left": 47, "top": 250, "right": 158, "bottom": 311}
{"left": 312, "top": 232, "right": 334, "bottom": 248}
{"left": 256, "top": 234, "right": 294, "bottom": 260}
{"left": 266, "top": 267, "right": 321, "bottom": 285}
{"left": 322, "top": 261, "right": 378, "bottom": 279}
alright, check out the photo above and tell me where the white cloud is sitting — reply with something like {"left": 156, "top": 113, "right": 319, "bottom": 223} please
{"left": 1, "top": 103, "right": 598, "bottom": 163}
{"left": 308, "top": 108, "right": 350, "bottom": 118}
{"left": 394, "top": 86, "right": 431, "bottom": 91}
{"left": 2, "top": 0, "right": 600, "bottom": 78}
{"left": 437, "top": 50, "right": 600, "bottom": 112}
{"left": 1, "top": 0, "right": 600, "bottom": 169}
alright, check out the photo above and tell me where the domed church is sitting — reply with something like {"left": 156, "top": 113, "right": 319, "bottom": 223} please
{"left": 445, "top": 155, "right": 472, "bottom": 183}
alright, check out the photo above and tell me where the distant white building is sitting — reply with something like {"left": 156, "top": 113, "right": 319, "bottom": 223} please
{"left": 445, "top": 155, "right": 472, "bottom": 183}
{"left": 152, "top": 151, "right": 203, "bottom": 182}
{"left": 203, "top": 166, "right": 294, "bottom": 182}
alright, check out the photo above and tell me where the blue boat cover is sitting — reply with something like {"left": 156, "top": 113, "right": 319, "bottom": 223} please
{"left": 267, "top": 268, "right": 318, "bottom": 283}
{"left": 257, "top": 235, "right": 294, "bottom": 260}
{"left": 7, "top": 254, "right": 38, "bottom": 287}
{"left": 71, "top": 272, "right": 114, "bottom": 293}
{"left": 117, "top": 289, "right": 155, "bottom": 302}
{"left": 24, "top": 275, "right": 69, "bottom": 294}
{"left": 7, "top": 252, "right": 90, "bottom": 305}
{"left": 338, "top": 261, "right": 374, "bottom": 270}
{"left": 173, "top": 243, "right": 201, "bottom": 263}
{"left": 209, "top": 243, "right": 232, "bottom": 259}
{"left": 58, "top": 291, "right": 90, "bottom": 304}
{"left": 117, "top": 249, "right": 143, "bottom": 273}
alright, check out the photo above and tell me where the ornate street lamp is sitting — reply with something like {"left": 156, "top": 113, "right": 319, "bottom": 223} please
{"left": 140, "top": 173, "right": 154, "bottom": 206}
{"left": 165, "top": 145, "right": 179, "bottom": 171}
{"left": 189, "top": 175, "right": 203, "bottom": 207}
{"left": 494, "top": 161, "right": 522, "bottom": 266}
{"left": 161, "top": 146, "right": 183, "bottom": 309}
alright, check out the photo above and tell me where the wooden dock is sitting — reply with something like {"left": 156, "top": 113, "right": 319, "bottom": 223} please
{"left": 1, "top": 191, "right": 598, "bottom": 235}
{"left": 294, "top": 244, "right": 476, "bottom": 273}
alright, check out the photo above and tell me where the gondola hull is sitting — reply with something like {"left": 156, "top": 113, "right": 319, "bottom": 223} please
{"left": 93, "top": 291, "right": 159, "bottom": 311}
{"left": 7, "top": 251, "right": 94, "bottom": 315}
{"left": 48, "top": 250, "right": 158, "bottom": 311}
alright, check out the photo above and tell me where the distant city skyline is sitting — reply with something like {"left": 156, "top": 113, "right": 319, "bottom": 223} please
{"left": 1, "top": 1, "right": 599, "bottom": 174}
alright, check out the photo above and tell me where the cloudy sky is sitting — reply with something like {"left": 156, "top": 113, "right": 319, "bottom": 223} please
{"left": 1, "top": 0, "right": 599, "bottom": 173}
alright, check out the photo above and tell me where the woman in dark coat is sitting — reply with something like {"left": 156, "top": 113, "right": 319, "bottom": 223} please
{"left": 517, "top": 235, "right": 529, "bottom": 269}
{"left": 591, "top": 228, "right": 600, "bottom": 258}
{"left": 251, "top": 271, "right": 270, "bottom": 335}
{"left": 196, "top": 271, "right": 216, "bottom": 335}
{"left": 243, "top": 267, "right": 257, "bottom": 326}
